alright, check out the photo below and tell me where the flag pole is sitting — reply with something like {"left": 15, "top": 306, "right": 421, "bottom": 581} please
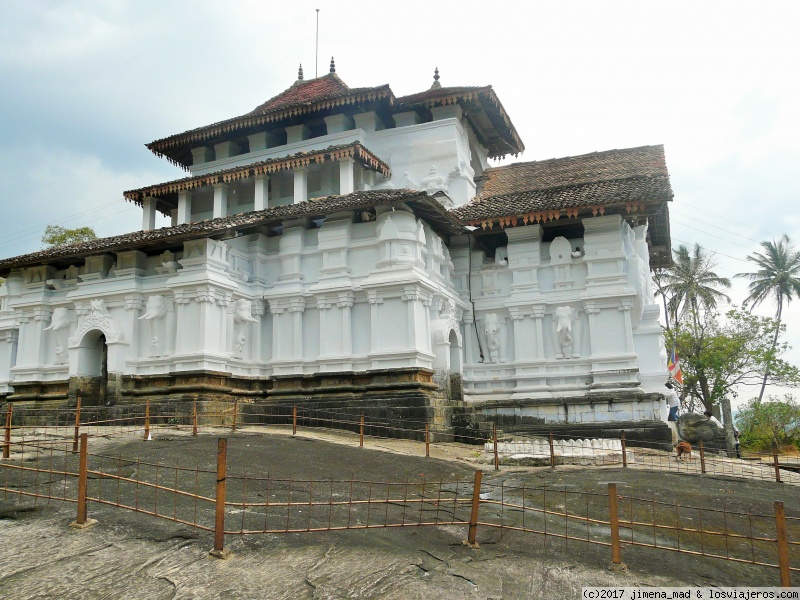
{"left": 315, "top": 9, "right": 320, "bottom": 78}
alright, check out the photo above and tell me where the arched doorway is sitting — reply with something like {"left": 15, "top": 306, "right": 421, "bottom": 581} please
{"left": 448, "top": 329, "right": 463, "bottom": 401}
{"left": 74, "top": 330, "right": 109, "bottom": 406}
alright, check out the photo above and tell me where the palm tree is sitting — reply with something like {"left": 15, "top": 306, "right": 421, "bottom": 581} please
{"left": 664, "top": 244, "right": 731, "bottom": 329}
{"left": 737, "top": 234, "right": 800, "bottom": 401}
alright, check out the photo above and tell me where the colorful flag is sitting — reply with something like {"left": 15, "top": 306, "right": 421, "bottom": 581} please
{"left": 668, "top": 346, "right": 684, "bottom": 384}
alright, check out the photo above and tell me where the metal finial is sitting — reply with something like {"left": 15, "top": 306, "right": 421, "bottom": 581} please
{"left": 431, "top": 66, "right": 441, "bottom": 89}
{"left": 330, "top": 56, "right": 336, "bottom": 73}
{"left": 298, "top": 64, "right": 304, "bottom": 80}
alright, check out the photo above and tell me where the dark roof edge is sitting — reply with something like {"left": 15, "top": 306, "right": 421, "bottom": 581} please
{"left": 0, "top": 190, "right": 463, "bottom": 276}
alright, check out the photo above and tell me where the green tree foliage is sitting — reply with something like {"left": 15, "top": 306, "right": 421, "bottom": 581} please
{"left": 41, "top": 225, "right": 97, "bottom": 248}
{"left": 668, "top": 308, "right": 800, "bottom": 412}
{"left": 736, "top": 394, "right": 800, "bottom": 452}
{"left": 737, "top": 235, "right": 800, "bottom": 401}
{"left": 661, "top": 243, "right": 731, "bottom": 330}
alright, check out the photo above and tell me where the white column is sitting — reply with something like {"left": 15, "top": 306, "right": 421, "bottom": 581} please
{"left": 170, "top": 209, "right": 178, "bottom": 227}
{"left": 339, "top": 158, "right": 355, "bottom": 195}
{"left": 141, "top": 196, "right": 157, "bottom": 231}
{"left": 213, "top": 183, "right": 228, "bottom": 219}
{"left": 293, "top": 168, "right": 308, "bottom": 204}
{"left": 254, "top": 175, "right": 269, "bottom": 211}
{"left": 177, "top": 190, "right": 192, "bottom": 224}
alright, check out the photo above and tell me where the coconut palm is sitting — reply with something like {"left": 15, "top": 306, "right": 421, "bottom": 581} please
{"left": 663, "top": 244, "right": 731, "bottom": 328}
{"left": 737, "top": 234, "right": 800, "bottom": 401}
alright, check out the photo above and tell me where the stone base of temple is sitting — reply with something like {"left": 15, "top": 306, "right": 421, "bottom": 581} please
{"left": 2, "top": 368, "right": 452, "bottom": 439}
{"left": 454, "top": 392, "right": 673, "bottom": 450}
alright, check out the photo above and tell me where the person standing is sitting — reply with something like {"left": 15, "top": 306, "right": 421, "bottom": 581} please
{"left": 665, "top": 382, "right": 680, "bottom": 421}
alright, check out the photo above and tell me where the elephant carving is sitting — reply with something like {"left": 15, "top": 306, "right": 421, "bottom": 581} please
{"left": 138, "top": 295, "right": 168, "bottom": 357}
{"left": 553, "top": 306, "right": 581, "bottom": 359}
{"left": 138, "top": 295, "right": 167, "bottom": 321}
{"left": 44, "top": 307, "right": 71, "bottom": 364}
{"left": 483, "top": 313, "right": 503, "bottom": 364}
{"left": 232, "top": 299, "right": 258, "bottom": 357}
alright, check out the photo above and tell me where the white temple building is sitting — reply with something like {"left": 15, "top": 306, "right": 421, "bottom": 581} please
{"left": 0, "top": 62, "right": 674, "bottom": 436}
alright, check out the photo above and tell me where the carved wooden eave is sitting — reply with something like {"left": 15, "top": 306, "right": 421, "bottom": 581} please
{"left": 123, "top": 142, "right": 391, "bottom": 214}
{"left": 463, "top": 201, "right": 651, "bottom": 231}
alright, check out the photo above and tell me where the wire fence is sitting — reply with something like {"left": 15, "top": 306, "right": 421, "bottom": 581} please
{"left": 3, "top": 398, "right": 799, "bottom": 486}
{"left": 1, "top": 432, "right": 798, "bottom": 586}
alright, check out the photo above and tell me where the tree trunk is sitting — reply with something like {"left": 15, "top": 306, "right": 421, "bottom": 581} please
{"left": 720, "top": 396, "right": 737, "bottom": 458}
{"left": 757, "top": 305, "right": 783, "bottom": 402}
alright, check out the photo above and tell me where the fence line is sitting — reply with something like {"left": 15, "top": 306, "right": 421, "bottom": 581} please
{"left": 3, "top": 399, "right": 799, "bottom": 487}
{"left": 1, "top": 433, "right": 798, "bottom": 586}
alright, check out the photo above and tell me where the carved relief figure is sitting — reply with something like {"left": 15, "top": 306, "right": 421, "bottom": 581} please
{"left": 44, "top": 307, "right": 71, "bottom": 364}
{"left": 483, "top": 313, "right": 503, "bottom": 364}
{"left": 139, "top": 295, "right": 168, "bottom": 357}
{"left": 553, "top": 306, "right": 582, "bottom": 359}
{"left": 232, "top": 299, "right": 258, "bottom": 357}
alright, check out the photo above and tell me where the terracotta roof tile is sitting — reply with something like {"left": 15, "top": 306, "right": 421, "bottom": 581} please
{"left": 247, "top": 73, "right": 352, "bottom": 114}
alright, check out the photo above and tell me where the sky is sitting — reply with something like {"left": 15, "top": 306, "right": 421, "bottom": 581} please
{"left": 1, "top": 1, "right": 799, "bottom": 405}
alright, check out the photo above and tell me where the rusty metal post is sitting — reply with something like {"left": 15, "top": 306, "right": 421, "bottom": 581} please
{"left": 72, "top": 395, "right": 82, "bottom": 453}
{"left": 292, "top": 405, "right": 297, "bottom": 436}
{"left": 359, "top": 413, "right": 364, "bottom": 447}
{"left": 192, "top": 401, "right": 198, "bottom": 436}
{"left": 143, "top": 400, "right": 150, "bottom": 441}
{"left": 699, "top": 439, "right": 707, "bottom": 474}
{"left": 620, "top": 432, "right": 627, "bottom": 468}
{"left": 425, "top": 421, "right": 430, "bottom": 458}
{"left": 210, "top": 438, "right": 230, "bottom": 558}
{"left": 3, "top": 404, "right": 12, "bottom": 460}
{"left": 232, "top": 398, "right": 238, "bottom": 432}
{"left": 775, "top": 501, "right": 791, "bottom": 587}
{"left": 466, "top": 470, "right": 483, "bottom": 547}
{"left": 493, "top": 423, "right": 499, "bottom": 471}
{"left": 774, "top": 443, "right": 782, "bottom": 483}
{"left": 608, "top": 483, "right": 622, "bottom": 565}
{"left": 549, "top": 431, "right": 555, "bottom": 469}
{"left": 76, "top": 433, "right": 89, "bottom": 525}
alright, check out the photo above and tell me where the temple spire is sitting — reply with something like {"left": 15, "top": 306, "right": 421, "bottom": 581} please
{"left": 431, "top": 66, "right": 441, "bottom": 89}
{"left": 330, "top": 56, "right": 336, "bottom": 73}
{"left": 298, "top": 64, "right": 304, "bottom": 81}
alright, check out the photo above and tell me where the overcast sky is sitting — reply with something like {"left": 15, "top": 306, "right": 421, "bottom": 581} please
{"left": 1, "top": 1, "right": 799, "bottom": 404}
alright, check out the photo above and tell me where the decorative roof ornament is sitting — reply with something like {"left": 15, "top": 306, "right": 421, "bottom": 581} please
{"left": 431, "top": 67, "right": 441, "bottom": 90}
{"left": 298, "top": 64, "right": 304, "bottom": 81}
{"left": 330, "top": 56, "right": 336, "bottom": 73}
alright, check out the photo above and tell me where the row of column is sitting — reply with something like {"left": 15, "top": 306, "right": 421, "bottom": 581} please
{"left": 141, "top": 158, "right": 358, "bottom": 231}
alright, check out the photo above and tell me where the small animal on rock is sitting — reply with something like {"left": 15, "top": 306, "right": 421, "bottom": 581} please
{"left": 675, "top": 441, "right": 692, "bottom": 461}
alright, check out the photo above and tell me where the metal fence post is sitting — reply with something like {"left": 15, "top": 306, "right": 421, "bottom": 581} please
{"left": 425, "top": 421, "right": 430, "bottom": 458}
{"left": 210, "top": 437, "right": 231, "bottom": 558}
{"left": 775, "top": 501, "right": 791, "bottom": 587}
{"left": 72, "top": 395, "right": 82, "bottom": 453}
{"left": 620, "top": 432, "right": 627, "bottom": 468}
{"left": 465, "top": 470, "right": 483, "bottom": 548}
{"left": 2, "top": 404, "right": 12, "bottom": 460}
{"left": 292, "top": 405, "right": 297, "bottom": 436}
{"left": 70, "top": 433, "right": 96, "bottom": 529}
{"left": 549, "top": 431, "right": 555, "bottom": 469}
{"left": 232, "top": 398, "right": 238, "bottom": 432}
{"left": 192, "top": 401, "right": 198, "bottom": 437}
{"left": 360, "top": 413, "right": 364, "bottom": 447}
{"left": 493, "top": 423, "right": 499, "bottom": 471}
{"left": 699, "top": 440, "right": 707, "bottom": 474}
{"left": 774, "top": 443, "right": 782, "bottom": 483}
{"left": 608, "top": 483, "right": 623, "bottom": 567}
{"left": 143, "top": 400, "right": 150, "bottom": 441}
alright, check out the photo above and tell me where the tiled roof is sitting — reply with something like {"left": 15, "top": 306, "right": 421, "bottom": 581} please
{"left": 396, "top": 85, "right": 524, "bottom": 158}
{"left": 477, "top": 145, "right": 669, "bottom": 198}
{"left": 247, "top": 73, "right": 352, "bottom": 114}
{"left": 123, "top": 142, "right": 391, "bottom": 214}
{"left": 0, "top": 190, "right": 463, "bottom": 275}
{"left": 455, "top": 145, "right": 672, "bottom": 222}
{"left": 147, "top": 74, "right": 394, "bottom": 168}
{"left": 454, "top": 145, "right": 673, "bottom": 267}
